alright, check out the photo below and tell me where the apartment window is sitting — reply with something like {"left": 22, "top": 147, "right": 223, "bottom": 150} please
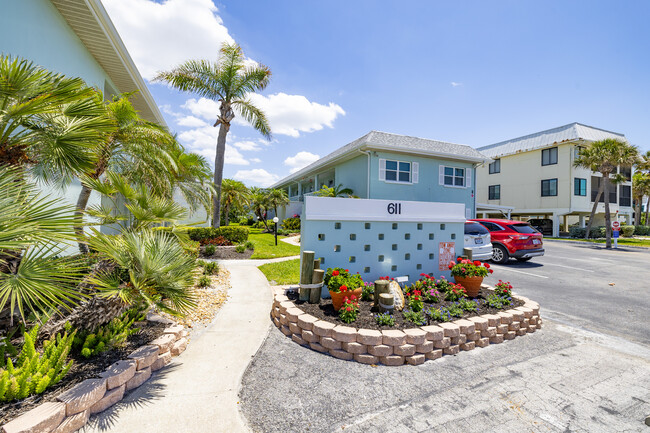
{"left": 591, "top": 176, "right": 617, "bottom": 203}
{"left": 619, "top": 166, "right": 632, "bottom": 181}
{"left": 574, "top": 178, "right": 587, "bottom": 196}
{"left": 488, "top": 185, "right": 500, "bottom": 200}
{"left": 620, "top": 185, "right": 631, "bottom": 207}
{"left": 541, "top": 178, "right": 558, "bottom": 197}
{"left": 489, "top": 158, "right": 501, "bottom": 174}
{"left": 542, "top": 147, "right": 558, "bottom": 166}
{"left": 379, "top": 159, "right": 418, "bottom": 183}
{"left": 574, "top": 145, "right": 585, "bottom": 160}
{"left": 440, "top": 166, "right": 468, "bottom": 187}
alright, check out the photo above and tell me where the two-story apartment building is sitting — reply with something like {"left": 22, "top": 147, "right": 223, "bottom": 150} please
{"left": 271, "top": 131, "right": 491, "bottom": 220}
{"left": 476, "top": 123, "right": 633, "bottom": 236}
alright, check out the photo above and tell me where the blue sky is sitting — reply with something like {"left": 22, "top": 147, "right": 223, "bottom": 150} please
{"left": 104, "top": 0, "right": 650, "bottom": 187}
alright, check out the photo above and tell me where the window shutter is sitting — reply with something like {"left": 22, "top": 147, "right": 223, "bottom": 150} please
{"left": 439, "top": 165, "right": 445, "bottom": 185}
{"left": 466, "top": 168, "right": 472, "bottom": 188}
{"left": 412, "top": 162, "right": 419, "bottom": 184}
{"left": 379, "top": 159, "right": 386, "bottom": 181}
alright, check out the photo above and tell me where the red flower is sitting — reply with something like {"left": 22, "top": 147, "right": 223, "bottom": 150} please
{"left": 484, "top": 263, "right": 490, "bottom": 269}
{"left": 473, "top": 260, "right": 481, "bottom": 266}
{"left": 345, "top": 269, "right": 349, "bottom": 273}
{"left": 350, "top": 294, "right": 357, "bottom": 301}
{"left": 340, "top": 285, "right": 348, "bottom": 292}
{"left": 346, "top": 307, "right": 352, "bottom": 312}
{"left": 448, "top": 265, "right": 453, "bottom": 270}
{"left": 457, "top": 257, "right": 463, "bottom": 262}
{"left": 332, "top": 270, "right": 339, "bottom": 276}
{"left": 489, "top": 269, "right": 494, "bottom": 274}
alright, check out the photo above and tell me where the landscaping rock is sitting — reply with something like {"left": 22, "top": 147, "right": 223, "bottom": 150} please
{"left": 146, "top": 312, "right": 174, "bottom": 325}
{"left": 380, "top": 355, "right": 404, "bottom": 366}
{"left": 405, "top": 354, "right": 425, "bottom": 365}
{"left": 56, "top": 378, "right": 107, "bottom": 416}
{"left": 280, "top": 325, "right": 291, "bottom": 336}
{"left": 342, "top": 342, "right": 367, "bottom": 354}
{"left": 297, "top": 314, "right": 318, "bottom": 331}
{"left": 149, "top": 334, "right": 176, "bottom": 353}
{"left": 125, "top": 367, "right": 151, "bottom": 391}
{"left": 443, "top": 345, "right": 460, "bottom": 355}
{"left": 454, "top": 319, "right": 475, "bottom": 335}
{"left": 100, "top": 360, "right": 137, "bottom": 390}
{"left": 367, "top": 344, "right": 393, "bottom": 357}
{"left": 415, "top": 341, "right": 433, "bottom": 353}
{"left": 382, "top": 330, "right": 406, "bottom": 346}
{"left": 504, "top": 331, "right": 516, "bottom": 340}
{"left": 285, "top": 308, "right": 303, "bottom": 323}
{"left": 438, "top": 323, "right": 460, "bottom": 338}
{"left": 300, "top": 329, "right": 319, "bottom": 343}
{"left": 162, "top": 324, "right": 184, "bottom": 339}
{"left": 329, "top": 349, "right": 354, "bottom": 360}
{"left": 291, "top": 334, "right": 307, "bottom": 346}
{"left": 332, "top": 326, "right": 357, "bottom": 343}
{"left": 90, "top": 384, "right": 126, "bottom": 414}
{"left": 356, "top": 329, "right": 382, "bottom": 345}
{"left": 127, "top": 345, "right": 159, "bottom": 370}
{"left": 497, "top": 312, "right": 514, "bottom": 324}
{"left": 2, "top": 402, "right": 66, "bottom": 433}
{"left": 353, "top": 353, "right": 379, "bottom": 364}
{"left": 468, "top": 316, "right": 488, "bottom": 331}
{"left": 151, "top": 351, "right": 172, "bottom": 371}
{"left": 490, "top": 334, "right": 504, "bottom": 344}
{"left": 403, "top": 328, "right": 426, "bottom": 345}
{"left": 434, "top": 337, "right": 450, "bottom": 349}
{"left": 425, "top": 349, "right": 443, "bottom": 360}
{"left": 309, "top": 342, "right": 328, "bottom": 353}
{"left": 388, "top": 280, "right": 406, "bottom": 311}
{"left": 421, "top": 325, "right": 444, "bottom": 341}
{"left": 52, "top": 410, "right": 89, "bottom": 433}
{"left": 312, "top": 320, "right": 335, "bottom": 337}
{"left": 460, "top": 342, "right": 475, "bottom": 351}
{"left": 393, "top": 344, "right": 416, "bottom": 356}
{"left": 320, "top": 337, "right": 342, "bottom": 350}
{"left": 289, "top": 322, "right": 301, "bottom": 334}
{"left": 482, "top": 314, "right": 500, "bottom": 327}
{"left": 171, "top": 337, "right": 188, "bottom": 356}
{"left": 475, "top": 337, "right": 490, "bottom": 348}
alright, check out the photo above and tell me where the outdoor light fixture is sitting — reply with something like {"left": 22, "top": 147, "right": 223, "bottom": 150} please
{"left": 273, "top": 216, "right": 279, "bottom": 246}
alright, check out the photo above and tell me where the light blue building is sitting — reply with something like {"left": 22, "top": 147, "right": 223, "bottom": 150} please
{"left": 271, "top": 131, "right": 490, "bottom": 220}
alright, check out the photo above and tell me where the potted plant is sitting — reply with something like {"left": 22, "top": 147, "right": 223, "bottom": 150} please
{"left": 324, "top": 268, "right": 364, "bottom": 311}
{"left": 448, "top": 257, "right": 493, "bottom": 297}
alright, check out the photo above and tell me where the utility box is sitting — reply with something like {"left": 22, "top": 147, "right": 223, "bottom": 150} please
{"left": 301, "top": 196, "right": 466, "bottom": 296}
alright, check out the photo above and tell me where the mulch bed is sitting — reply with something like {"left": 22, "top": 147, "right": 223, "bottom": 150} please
{"left": 200, "top": 246, "right": 253, "bottom": 260}
{"left": 0, "top": 321, "right": 166, "bottom": 425}
{"left": 287, "top": 288, "right": 524, "bottom": 331}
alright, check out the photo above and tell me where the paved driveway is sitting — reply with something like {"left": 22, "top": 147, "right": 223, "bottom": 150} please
{"left": 239, "top": 241, "right": 650, "bottom": 433}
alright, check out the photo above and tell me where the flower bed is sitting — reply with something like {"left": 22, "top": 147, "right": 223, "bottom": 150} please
{"left": 271, "top": 286, "right": 542, "bottom": 366}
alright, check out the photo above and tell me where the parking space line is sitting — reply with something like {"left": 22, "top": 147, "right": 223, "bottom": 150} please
{"left": 489, "top": 265, "right": 549, "bottom": 279}
{"left": 553, "top": 255, "right": 615, "bottom": 264}
{"left": 542, "top": 262, "right": 595, "bottom": 273}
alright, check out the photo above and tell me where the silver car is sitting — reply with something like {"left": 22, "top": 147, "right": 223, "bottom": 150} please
{"left": 464, "top": 221, "right": 492, "bottom": 261}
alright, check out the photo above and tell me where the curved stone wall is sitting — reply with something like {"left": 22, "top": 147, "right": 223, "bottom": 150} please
{"left": 270, "top": 288, "right": 542, "bottom": 366}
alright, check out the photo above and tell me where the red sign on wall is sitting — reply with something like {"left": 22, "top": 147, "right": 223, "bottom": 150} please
{"left": 439, "top": 242, "right": 456, "bottom": 271}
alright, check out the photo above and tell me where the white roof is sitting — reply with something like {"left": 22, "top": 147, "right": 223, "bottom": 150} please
{"left": 478, "top": 123, "right": 626, "bottom": 158}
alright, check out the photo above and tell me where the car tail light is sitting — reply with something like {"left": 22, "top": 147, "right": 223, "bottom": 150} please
{"left": 508, "top": 235, "right": 529, "bottom": 240}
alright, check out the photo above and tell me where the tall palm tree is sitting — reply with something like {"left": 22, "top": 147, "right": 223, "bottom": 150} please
{"left": 637, "top": 151, "right": 650, "bottom": 225}
{"left": 74, "top": 94, "right": 176, "bottom": 252}
{"left": 574, "top": 138, "right": 639, "bottom": 247}
{"left": 633, "top": 171, "right": 650, "bottom": 225}
{"left": 154, "top": 43, "right": 272, "bottom": 227}
{"left": 168, "top": 144, "right": 214, "bottom": 216}
{"left": 266, "top": 188, "right": 289, "bottom": 219}
{"left": 249, "top": 187, "right": 270, "bottom": 231}
{"left": 220, "top": 179, "right": 249, "bottom": 226}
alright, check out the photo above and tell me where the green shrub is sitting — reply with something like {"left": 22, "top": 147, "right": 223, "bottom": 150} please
{"left": 187, "top": 226, "right": 249, "bottom": 244}
{"left": 239, "top": 216, "right": 255, "bottom": 226}
{"left": 361, "top": 282, "right": 374, "bottom": 301}
{"left": 202, "top": 261, "right": 219, "bottom": 275}
{"left": 197, "top": 275, "right": 211, "bottom": 287}
{"left": 569, "top": 226, "right": 585, "bottom": 238}
{"left": 374, "top": 312, "right": 395, "bottom": 326}
{"left": 403, "top": 309, "right": 427, "bottom": 326}
{"left": 621, "top": 225, "right": 635, "bottom": 237}
{"left": 281, "top": 217, "right": 301, "bottom": 232}
{"left": 244, "top": 241, "right": 254, "bottom": 250}
{"left": 204, "top": 244, "right": 216, "bottom": 256}
{"left": 635, "top": 225, "right": 650, "bottom": 236}
{"left": 73, "top": 307, "right": 145, "bottom": 359}
{"left": 235, "top": 244, "right": 246, "bottom": 253}
{"left": 0, "top": 325, "right": 75, "bottom": 402}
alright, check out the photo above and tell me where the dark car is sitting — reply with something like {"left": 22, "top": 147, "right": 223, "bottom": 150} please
{"left": 527, "top": 218, "right": 553, "bottom": 236}
{"left": 470, "top": 218, "right": 545, "bottom": 264}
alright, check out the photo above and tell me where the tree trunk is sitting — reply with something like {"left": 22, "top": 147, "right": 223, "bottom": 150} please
{"left": 603, "top": 176, "right": 612, "bottom": 248}
{"left": 212, "top": 124, "right": 228, "bottom": 227}
{"left": 224, "top": 203, "right": 230, "bottom": 226}
{"left": 585, "top": 180, "right": 604, "bottom": 239}
{"left": 634, "top": 198, "right": 642, "bottom": 226}
{"left": 645, "top": 197, "right": 650, "bottom": 226}
{"left": 75, "top": 183, "right": 93, "bottom": 253}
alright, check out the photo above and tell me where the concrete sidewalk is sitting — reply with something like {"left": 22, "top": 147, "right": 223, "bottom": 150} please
{"left": 82, "top": 260, "right": 275, "bottom": 433}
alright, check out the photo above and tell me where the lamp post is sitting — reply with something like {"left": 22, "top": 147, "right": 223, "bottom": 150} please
{"left": 273, "top": 216, "right": 279, "bottom": 246}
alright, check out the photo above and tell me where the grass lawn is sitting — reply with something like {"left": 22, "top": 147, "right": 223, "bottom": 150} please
{"left": 258, "top": 259, "right": 300, "bottom": 285}
{"left": 547, "top": 237, "right": 650, "bottom": 247}
{"left": 248, "top": 232, "right": 300, "bottom": 259}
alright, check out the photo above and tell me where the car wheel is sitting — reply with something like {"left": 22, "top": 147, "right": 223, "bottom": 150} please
{"left": 516, "top": 257, "right": 532, "bottom": 262}
{"left": 491, "top": 244, "right": 509, "bottom": 264}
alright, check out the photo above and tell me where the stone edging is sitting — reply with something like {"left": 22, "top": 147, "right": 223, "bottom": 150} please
{"left": 270, "top": 287, "right": 542, "bottom": 366}
{"left": 2, "top": 316, "right": 189, "bottom": 433}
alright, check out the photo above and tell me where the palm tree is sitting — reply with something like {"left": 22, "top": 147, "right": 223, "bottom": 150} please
{"left": 74, "top": 94, "right": 176, "bottom": 252}
{"left": 313, "top": 184, "right": 356, "bottom": 198}
{"left": 168, "top": 144, "right": 213, "bottom": 216}
{"left": 633, "top": 171, "right": 650, "bottom": 225}
{"left": 154, "top": 43, "right": 272, "bottom": 227}
{"left": 637, "top": 151, "right": 650, "bottom": 225}
{"left": 574, "top": 138, "right": 639, "bottom": 247}
{"left": 220, "top": 179, "right": 249, "bottom": 226}
{"left": 249, "top": 187, "right": 270, "bottom": 231}
{"left": 0, "top": 56, "right": 113, "bottom": 179}
{"left": 266, "top": 188, "right": 289, "bottom": 220}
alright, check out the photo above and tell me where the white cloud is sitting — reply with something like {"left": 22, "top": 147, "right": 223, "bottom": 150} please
{"left": 177, "top": 126, "right": 249, "bottom": 166}
{"left": 177, "top": 115, "right": 208, "bottom": 128}
{"left": 102, "top": 0, "right": 234, "bottom": 80}
{"left": 451, "top": 82, "right": 463, "bottom": 87}
{"left": 284, "top": 151, "right": 320, "bottom": 174}
{"left": 232, "top": 140, "right": 263, "bottom": 151}
{"left": 250, "top": 158, "right": 262, "bottom": 163}
{"left": 233, "top": 169, "right": 279, "bottom": 187}
{"left": 182, "top": 98, "right": 219, "bottom": 122}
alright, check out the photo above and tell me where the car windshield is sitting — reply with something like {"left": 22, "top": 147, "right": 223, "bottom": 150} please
{"left": 509, "top": 223, "right": 538, "bottom": 234}
{"left": 465, "top": 222, "right": 489, "bottom": 235}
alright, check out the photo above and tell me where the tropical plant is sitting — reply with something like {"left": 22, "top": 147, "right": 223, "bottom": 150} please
{"left": 266, "top": 189, "right": 289, "bottom": 218}
{"left": 281, "top": 217, "right": 301, "bottom": 232}
{"left": 88, "top": 229, "right": 197, "bottom": 316}
{"left": 204, "top": 244, "right": 216, "bottom": 256}
{"left": 220, "top": 179, "right": 249, "bottom": 226}
{"left": 574, "top": 139, "right": 640, "bottom": 247}
{"left": 313, "top": 184, "right": 356, "bottom": 198}
{"left": 0, "top": 324, "right": 75, "bottom": 402}
{"left": 154, "top": 42, "right": 272, "bottom": 227}
{"left": 633, "top": 171, "right": 650, "bottom": 226}
{"left": 249, "top": 187, "right": 270, "bottom": 231}
{"left": 73, "top": 307, "right": 144, "bottom": 358}
{"left": 0, "top": 167, "right": 85, "bottom": 325}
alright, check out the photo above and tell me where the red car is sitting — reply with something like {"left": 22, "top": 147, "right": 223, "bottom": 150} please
{"left": 470, "top": 219, "right": 544, "bottom": 264}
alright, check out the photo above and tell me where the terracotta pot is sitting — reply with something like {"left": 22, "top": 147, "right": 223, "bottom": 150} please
{"left": 329, "top": 288, "right": 363, "bottom": 311}
{"left": 453, "top": 275, "right": 484, "bottom": 297}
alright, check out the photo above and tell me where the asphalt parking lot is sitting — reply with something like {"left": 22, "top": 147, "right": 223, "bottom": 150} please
{"left": 239, "top": 241, "right": 650, "bottom": 433}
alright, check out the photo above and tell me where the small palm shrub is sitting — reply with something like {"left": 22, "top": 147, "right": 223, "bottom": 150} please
{"left": 235, "top": 244, "right": 246, "bottom": 253}
{"left": 281, "top": 217, "right": 300, "bottom": 232}
{"left": 204, "top": 244, "right": 216, "bottom": 256}
{"left": 202, "top": 261, "right": 219, "bottom": 275}
{"left": 244, "top": 241, "right": 254, "bottom": 250}
{"left": 197, "top": 275, "right": 211, "bottom": 287}
{"left": 0, "top": 325, "right": 75, "bottom": 402}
